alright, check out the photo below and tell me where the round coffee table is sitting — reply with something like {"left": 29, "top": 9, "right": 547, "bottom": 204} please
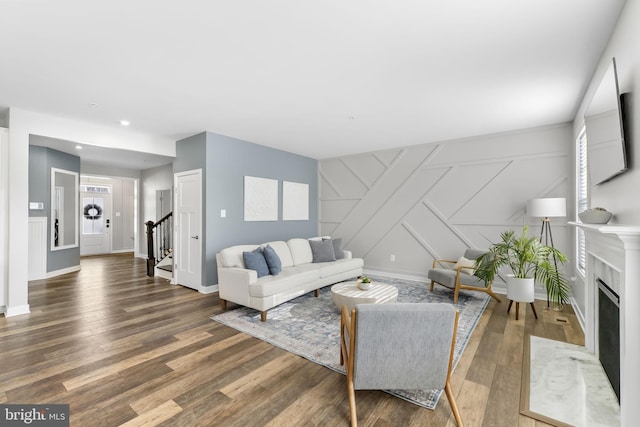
{"left": 330, "top": 281, "right": 398, "bottom": 313}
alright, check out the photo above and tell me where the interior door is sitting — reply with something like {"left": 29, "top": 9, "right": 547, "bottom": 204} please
{"left": 174, "top": 170, "right": 202, "bottom": 290}
{"left": 80, "top": 187, "right": 112, "bottom": 256}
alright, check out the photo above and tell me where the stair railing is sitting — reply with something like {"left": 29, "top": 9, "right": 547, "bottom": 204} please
{"left": 145, "top": 212, "right": 173, "bottom": 277}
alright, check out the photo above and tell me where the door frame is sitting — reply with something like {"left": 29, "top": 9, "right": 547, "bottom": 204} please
{"left": 80, "top": 184, "right": 113, "bottom": 256}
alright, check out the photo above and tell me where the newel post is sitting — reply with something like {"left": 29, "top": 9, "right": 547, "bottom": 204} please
{"left": 145, "top": 220, "right": 155, "bottom": 277}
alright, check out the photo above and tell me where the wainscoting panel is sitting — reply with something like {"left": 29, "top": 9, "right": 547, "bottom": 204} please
{"left": 28, "top": 217, "right": 47, "bottom": 280}
{"left": 319, "top": 124, "right": 571, "bottom": 281}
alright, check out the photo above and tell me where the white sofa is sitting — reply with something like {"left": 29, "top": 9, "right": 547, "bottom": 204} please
{"left": 216, "top": 237, "right": 364, "bottom": 321}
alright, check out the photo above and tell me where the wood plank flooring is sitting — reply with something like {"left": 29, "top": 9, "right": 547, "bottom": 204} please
{"left": 0, "top": 253, "right": 584, "bottom": 426}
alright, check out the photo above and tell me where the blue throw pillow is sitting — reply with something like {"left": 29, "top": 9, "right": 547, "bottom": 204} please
{"left": 263, "top": 244, "right": 282, "bottom": 275}
{"left": 243, "top": 248, "right": 269, "bottom": 277}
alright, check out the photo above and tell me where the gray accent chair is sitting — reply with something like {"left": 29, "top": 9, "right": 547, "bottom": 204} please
{"left": 427, "top": 248, "right": 502, "bottom": 304}
{"left": 340, "top": 303, "right": 463, "bottom": 427}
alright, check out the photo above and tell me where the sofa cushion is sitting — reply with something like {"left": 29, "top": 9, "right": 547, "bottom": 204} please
{"left": 263, "top": 244, "right": 282, "bottom": 275}
{"left": 249, "top": 268, "right": 320, "bottom": 298}
{"left": 428, "top": 268, "right": 485, "bottom": 288}
{"left": 219, "top": 244, "right": 260, "bottom": 268}
{"left": 287, "top": 238, "right": 313, "bottom": 265}
{"left": 264, "top": 240, "right": 294, "bottom": 268}
{"left": 316, "top": 257, "right": 364, "bottom": 278}
{"left": 310, "top": 239, "right": 336, "bottom": 263}
{"left": 243, "top": 248, "right": 269, "bottom": 278}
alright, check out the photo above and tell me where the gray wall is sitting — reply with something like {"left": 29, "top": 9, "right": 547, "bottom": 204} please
{"left": 320, "top": 123, "right": 571, "bottom": 290}
{"left": 571, "top": 0, "right": 640, "bottom": 320}
{"left": 28, "top": 145, "right": 48, "bottom": 218}
{"left": 29, "top": 144, "right": 81, "bottom": 273}
{"left": 574, "top": 0, "right": 638, "bottom": 224}
{"left": 175, "top": 131, "right": 318, "bottom": 287}
{"left": 81, "top": 161, "right": 142, "bottom": 180}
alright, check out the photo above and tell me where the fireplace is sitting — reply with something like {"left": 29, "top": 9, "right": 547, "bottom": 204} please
{"left": 570, "top": 221, "right": 640, "bottom": 426}
{"left": 597, "top": 278, "right": 620, "bottom": 401}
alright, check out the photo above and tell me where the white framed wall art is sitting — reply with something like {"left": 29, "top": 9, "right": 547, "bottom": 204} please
{"left": 244, "top": 176, "right": 278, "bottom": 221}
{"left": 283, "top": 180, "right": 309, "bottom": 221}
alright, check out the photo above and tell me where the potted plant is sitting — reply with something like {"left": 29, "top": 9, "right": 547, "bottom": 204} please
{"left": 474, "top": 226, "right": 570, "bottom": 307}
{"left": 357, "top": 275, "right": 372, "bottom": 290}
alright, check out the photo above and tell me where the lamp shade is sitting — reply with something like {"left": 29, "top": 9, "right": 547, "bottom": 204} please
{"left": 527, "top": 198, "right": 566, "bottom": 218}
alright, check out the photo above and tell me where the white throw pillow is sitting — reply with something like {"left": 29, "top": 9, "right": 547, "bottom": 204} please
{"left": 454, "top": 256, "right": 476, "bottom": 275}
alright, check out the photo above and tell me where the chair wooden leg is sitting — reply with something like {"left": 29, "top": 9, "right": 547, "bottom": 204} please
{"left": 445, "top": 382, "right": 464, "bottom": 426}
{"left": 260, "top": 311, "right": 267, "bottom": 322}
{"left": 220, "top": 299, "right": 227, "bottom": 310}
{"left": 530, "top": 302, "right": 538, "bottom": 319}
{"left": 314, "top": 289, "right": 320, "bottom": 297}
{"left": 485, "top": 287, "right": 502, "bottom": 303}
{"left": 453, "top": 287, "right": 460, "bottom": 304}
{"left": 348, "top": 380, "right": 358, "bottom": 427}
{"left": 430, "top": 280, "right": 435, "bottom": 292}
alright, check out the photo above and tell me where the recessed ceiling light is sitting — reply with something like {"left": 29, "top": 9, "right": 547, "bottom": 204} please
{"left": 120, "top": 120, "right": 130, "bottom": 126}
{"left": 75, "top": 145, "right": 82, "bottom": 150}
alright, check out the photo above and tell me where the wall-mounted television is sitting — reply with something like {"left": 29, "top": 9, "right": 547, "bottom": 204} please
{"left": 584, "top": 58, "right": 628, "bottom": 185}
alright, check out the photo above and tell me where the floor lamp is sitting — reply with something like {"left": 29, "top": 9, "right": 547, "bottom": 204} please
{"left": 526, "top": 197, "right": 566, "bottom": 309}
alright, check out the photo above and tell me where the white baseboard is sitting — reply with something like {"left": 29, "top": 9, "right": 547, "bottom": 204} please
{"left": 364, "top": 268, "right": 556, "bottom": 301}
{"left": 47, "top": 265, "right": 81, "bottom": 278}
{"left": 6, "top": 304, "right": 30, "bottom": 317}
{"left": 569, "top": 296, "right": 586, "bottom": 334}
{"left": 111, "top": 249, "right": 134, "bottom": 254}
{"left": 363, "top": 268, "right": 426, "bottom": 283}
{"left": 199, "top": 285, "right": 219, "bottom": 294}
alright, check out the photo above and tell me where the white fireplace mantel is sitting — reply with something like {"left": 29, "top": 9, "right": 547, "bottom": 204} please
{"left": 570, "top": 222, "right": 640, "bottom": 426}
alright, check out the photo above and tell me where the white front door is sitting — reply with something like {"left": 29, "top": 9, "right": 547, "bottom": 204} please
{"left": 80, "top": 187, "right": 112, "bottom": 256}
{"left": 174, "top": 170, "right": 202, "bottom": 290}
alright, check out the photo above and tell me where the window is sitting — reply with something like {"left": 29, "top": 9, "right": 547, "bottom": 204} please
{"left": 576, "top": 127, "right": 588, "bottom": 274}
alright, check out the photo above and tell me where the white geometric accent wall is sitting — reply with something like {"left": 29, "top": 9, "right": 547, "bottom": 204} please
{"left": 320, "top": 124, "right": 572, "bottom": 282}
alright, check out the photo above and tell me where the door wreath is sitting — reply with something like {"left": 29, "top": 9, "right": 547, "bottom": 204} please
{"left": 83, "top": 203, "right": 103, "bottom": 220}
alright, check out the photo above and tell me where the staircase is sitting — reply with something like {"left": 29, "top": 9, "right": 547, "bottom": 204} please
{"left": 155, "top": 252, "right": 173, "bottom": 280}
{"left": 145, "top": 212, "right": 173, "bottom": 279}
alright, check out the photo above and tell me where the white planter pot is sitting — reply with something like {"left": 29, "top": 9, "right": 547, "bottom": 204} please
{"left": 506, "top": 276, "right": 535, "bottom": 303}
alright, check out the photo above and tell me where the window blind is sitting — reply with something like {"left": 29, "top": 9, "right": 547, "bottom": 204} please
{"left": 577, "top": 128, "right": 588, "bottom": 273}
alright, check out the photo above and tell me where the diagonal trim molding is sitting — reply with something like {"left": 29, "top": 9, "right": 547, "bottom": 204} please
{"left": 320, "top": 124, "right": 572, "bottom": 280}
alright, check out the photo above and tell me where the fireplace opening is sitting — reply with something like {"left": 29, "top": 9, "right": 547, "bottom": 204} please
{"left": 598, "top": 277, "right": 620, "bottom": 401}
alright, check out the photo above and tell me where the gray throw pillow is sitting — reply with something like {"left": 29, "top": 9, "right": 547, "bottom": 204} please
{"left": 310, "top": 239, "right": 336, "bottom": 263}
{"left": 324, "top": 237, "right": 345, "bottom": 259}
{"left": 243, "top": 248, "right": 269, "bottom": 277}
{"left": 263, "top": 244, "right": 282, "bottom": 275}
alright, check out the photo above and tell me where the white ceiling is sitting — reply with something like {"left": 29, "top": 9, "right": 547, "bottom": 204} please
{"left": 0, "top": 0, "right": 627, "bottom": 163}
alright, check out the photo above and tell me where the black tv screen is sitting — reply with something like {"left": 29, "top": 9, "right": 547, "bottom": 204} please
{"left": 584, "top": 58, "right": 627, "bottom": 185}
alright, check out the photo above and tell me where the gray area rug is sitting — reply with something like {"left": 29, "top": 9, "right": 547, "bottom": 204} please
{"left": 212, "top": 276, "right": 490, "bottom": 409}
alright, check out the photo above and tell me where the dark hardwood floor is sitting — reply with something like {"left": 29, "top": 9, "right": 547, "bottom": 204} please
{"left": 0, "top": 253, "right": 583, "bottom": 426}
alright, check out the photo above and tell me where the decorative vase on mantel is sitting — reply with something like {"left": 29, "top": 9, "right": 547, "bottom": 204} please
{"left": 579, "top": 207, "right": 613, "bottom": 224}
